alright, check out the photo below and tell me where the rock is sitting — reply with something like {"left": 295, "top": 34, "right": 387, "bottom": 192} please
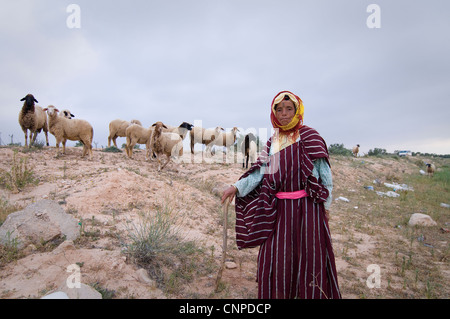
{"left": 408, "top": 213, "right": 437, "bottom": 227}
{"left": 60, "top": 283, "right": 102, "bottom": 299}
{"left": 136, "top": 268, "right": 157, "bottom": 288}
{"left": 52, "top": 240, "right": 76, "bottom": 255}
{"left": 0, "top": 200, "right": 80, "bottom": 249}
{"left": 225, "top": 261, "right": 238, "bottom": 269}
{"left": 41, "top": 291, "right": 70, "bottom": 299}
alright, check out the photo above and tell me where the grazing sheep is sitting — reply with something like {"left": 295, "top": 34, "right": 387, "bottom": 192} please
{"left": 125, "top": 124, "right": 154, "bottom": 160}
{"left": 242, "top": 133, "right": 257, "bottom": 169}
{"left": 18, "top": 94, "right": 49, "bottom": 147}
{"left": 162, "top": 122, "right": 194, "bottom": 140}
{"left": 150, "top": 121, "right": 183, "bottom": 171}
{"left": 108, "top": 119, "right": 143, "bottom": 148}
{"left": 60, "top": 109, "right": 75, "bottom": 119}
{"left": 426, "top": 163, "right": 436, "bottom": 177}
{"left": 210, "top": 127, "right": 240, "bottom": 152}
{"left": 190, "top": 126, "right": 224, "bottom": 154}
{"left": 352, "top": 144, "right": 360, "bottom": 157}
{"left": 43, "top": 105, "right": 93, "bottom": 159}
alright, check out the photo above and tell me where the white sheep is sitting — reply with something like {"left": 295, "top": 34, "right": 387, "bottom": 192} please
{"left": 125, "top": 124, "right": 154, "bottom": 160}
{"left": 43, "top": 105, "right": 93, "bottom": 159}
{"left": 108, "top": 119, "right": 143, "bottom": 148}
{"left": 150, "top": 121, "right": 183, "bottom": 171}
{"left": 426, "top": 163, "right": 436, "bottom": 177}
{"left": 352, "top": 144, "right": 360, "bottom": 157}
{"left": 242, "top": 133, "right": 257, "bottom": 169}
{"left": 18, "top": 94, "right": 49, "bottom": 147}
{"left": 190, "top": 126, "right": 224, "bottom": 155}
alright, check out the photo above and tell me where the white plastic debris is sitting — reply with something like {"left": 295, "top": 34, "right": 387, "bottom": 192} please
{"left": 376, "top": 191, "right": 400, "bottom": 198}
{"left": 419, "top": 170, "right": 426, "bottom": 175}
{"left": 384, "top": 182, "right": 414, "bottom": 192}
{"left": 441, "top": 203, "right": 450, "bottom": 208}
{"left": 336, "top": 196, "right": 350, "bottom": 202}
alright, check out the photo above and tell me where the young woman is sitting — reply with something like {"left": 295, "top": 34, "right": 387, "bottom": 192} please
{"left": 222, "top": 91, "right": 341, "bottom": 299}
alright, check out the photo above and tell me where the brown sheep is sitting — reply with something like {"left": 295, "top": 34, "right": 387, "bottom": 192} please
{"left": 352, "top": 144, "right": 360, "bottom": 157}
{"left": 150, "top": 122, "right": 183, "bottom": 171}
{"left": 426, "top": 163, "right": 436, "bottom": 177}
{"left": 108, "top": 119, "right": 143, "bottom": 148}
{"left": 18, "top": 94, "right": 49, "bottom": 147}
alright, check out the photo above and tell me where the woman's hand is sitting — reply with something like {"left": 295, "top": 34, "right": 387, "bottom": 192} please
{"left": 324, "top": 209, "right": 330, "bottom": 220}
{"left": 221, "top": 185, "right": 237, "bottom": 204}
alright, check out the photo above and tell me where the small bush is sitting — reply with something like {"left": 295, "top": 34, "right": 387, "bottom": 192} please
{"left": 102, "top": 146, "right": 122, "bottom": 153}
{"left": 328, "top": 143, "right": 353, "bottom": 156}
{"left": 0, "top": 150, "right": 39, "bottom": 192}
{"left": 368, "top": 148, "right": 387, "bottom": 157}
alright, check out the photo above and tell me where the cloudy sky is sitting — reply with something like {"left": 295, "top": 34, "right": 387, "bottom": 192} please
{"left": 1, "top": 0, "right": 449, "bottom": 154}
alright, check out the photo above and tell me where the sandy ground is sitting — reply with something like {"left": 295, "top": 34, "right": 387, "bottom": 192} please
{"left": 0, "top": 145, "right": 448, "bottom": 299}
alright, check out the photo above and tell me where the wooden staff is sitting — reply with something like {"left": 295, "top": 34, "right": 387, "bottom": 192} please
{"left": 215, "top": 197, "right": 230, "bottom": 292}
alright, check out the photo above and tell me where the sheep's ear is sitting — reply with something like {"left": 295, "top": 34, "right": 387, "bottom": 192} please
{"left": 163, "top": 124, "right": 168, "bottom": 129}
{"left": 220, "top": 127, "right": 225, "bottom": 131}
{"left": 43, "top": 108, "right": 48, "bottom": 111}
{"left": 34, "top": 98, "right": 39, "bottom": 103}
{"left": 55, "top": 108, "right": 60, "bottom": 112}
{"left": 70, "top": 113, "right": 75, "bottom": 118}
{"left": 151, "top": 123, "right": 157, "bottom": 127}
{"left": 20, "top": 97, "right": 26, "bottom": 101}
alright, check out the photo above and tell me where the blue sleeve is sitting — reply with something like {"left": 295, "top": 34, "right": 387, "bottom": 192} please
{"left": 312, "top": 158, "right": 333, "bottom": 210}
{"left": 233, "top": 169, "right": 264, "bottom": 197}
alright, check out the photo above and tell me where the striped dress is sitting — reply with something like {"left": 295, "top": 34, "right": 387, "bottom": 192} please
{"left": 235, "top": 126, "right": 341, "bottom": 299}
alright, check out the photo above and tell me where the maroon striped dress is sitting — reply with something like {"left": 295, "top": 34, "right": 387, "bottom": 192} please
{"left": 235, "top": 126, "right": 341, "bottom": 299}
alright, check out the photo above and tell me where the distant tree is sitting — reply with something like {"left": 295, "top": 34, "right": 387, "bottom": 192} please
{"left": 328, "top": 143, "right": 353, "bottom": 156}
{"left": 368, "top": 148, "right": 387, "bottom": 156}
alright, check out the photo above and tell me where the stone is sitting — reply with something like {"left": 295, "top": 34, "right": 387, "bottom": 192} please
{"left": 60, "top": 283, "right": 103, "bottom": 299}
{"left": 41, "top": 291, "right": 70, "bottom": 299}
{"left": 136, "top": 268, "right": 157, "bottom": 288}
{"left": 408, "top": 213, "right": 437, "bottom": 227}
{"left": 225, "top": 261, "right": 238, "bottom": 269}
{"left": 0, "top": 200, "right": 80, "bottom": 249}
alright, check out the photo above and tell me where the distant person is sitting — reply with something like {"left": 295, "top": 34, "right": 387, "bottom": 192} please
{"left": 222, "top": 91, "right": 341, "bottom": 299}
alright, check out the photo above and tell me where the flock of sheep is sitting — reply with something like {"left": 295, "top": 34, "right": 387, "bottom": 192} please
{"left": 18, "top": 94, "right": 257, "bottom": 170}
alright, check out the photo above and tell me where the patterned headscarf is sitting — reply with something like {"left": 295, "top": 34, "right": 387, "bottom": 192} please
{"left": 270, "top": 91, "right": 304, "bottom": 133}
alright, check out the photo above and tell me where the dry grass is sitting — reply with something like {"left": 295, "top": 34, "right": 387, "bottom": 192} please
{"left": 330, "top": 155, "right": 449, "bottom": 298}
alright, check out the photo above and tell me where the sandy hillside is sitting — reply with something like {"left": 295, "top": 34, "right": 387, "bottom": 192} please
{"left": 0, "top": 145, "right": 448, "bottom": 299}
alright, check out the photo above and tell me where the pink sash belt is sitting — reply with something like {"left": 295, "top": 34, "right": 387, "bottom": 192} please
{"left": 275, "top": 190, "right": 308, "bottom": 200}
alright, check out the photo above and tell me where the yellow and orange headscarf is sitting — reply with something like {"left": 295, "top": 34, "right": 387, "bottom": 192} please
{"left": 270, "top": 91, "right": 304, "bottom": 152}
{"left": 270, "top": 91, "right": 304, "bottom": 133}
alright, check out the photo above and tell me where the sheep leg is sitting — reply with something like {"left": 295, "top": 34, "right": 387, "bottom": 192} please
{"left": 23, "top": 130, "right": 28, "bottom": 147}
{"left": 54, "top": 138, "right": 62, "bottom": 157}
{"left": 30, "top": 131, "right": 37, "bottom": 147}
{"left": 82, "top": 144, "right": 87, "bottom": 158}
{"left": 62, "top": 139, "right": 67, "bottom": 154}
{"left": 160, "top": 155, "right": 171, "bottom": 171}
{"left": 44, "top": 131, "right": 49, "bottom": 146}
{"left": 112, "top": 136, "right": 118, "bottom": 148}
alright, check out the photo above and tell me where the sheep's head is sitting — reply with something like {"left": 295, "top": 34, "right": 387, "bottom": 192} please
{"left": 20, "top": 94, "right": 38, "bottom": 112}
{"left": 179, "top": 122, "right": 194, "bottom": 131}
{"left": 151, "top": 122, "right": 168, "bottom": 135}
{"left": 61, "top": 109, "right": 75, "bottom": 119}
{"left": 43, "top": 105, "right": 60, "bottom": 117}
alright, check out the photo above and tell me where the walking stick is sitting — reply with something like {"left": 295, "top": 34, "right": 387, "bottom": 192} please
{"left": 215, "top": 197, "right": 230, "bottom": 292}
